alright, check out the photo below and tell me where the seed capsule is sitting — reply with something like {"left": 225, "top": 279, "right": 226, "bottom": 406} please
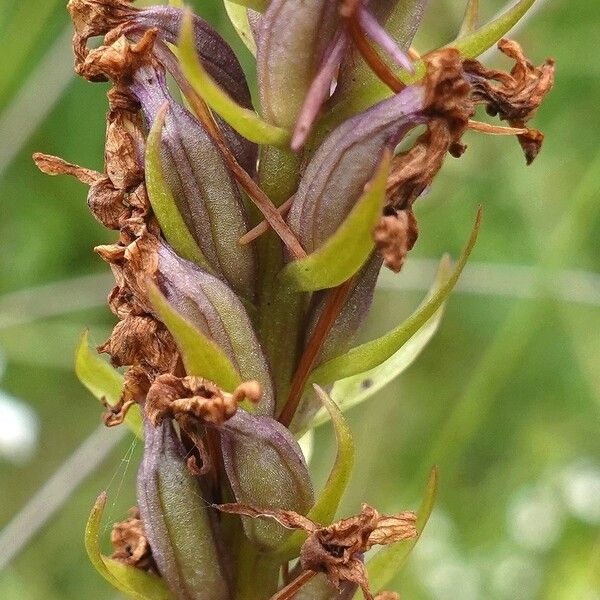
{"left": 137, "top": 418, "right": 231, "bottom": 600}
{"left": 157, "top": 244, "right": 274, "bottom": 415}
{"left": 287, "top": 85, "right": 426, "bottom": 253}
{"left": 220, "top": 410, "right": 314, "bottom": 550}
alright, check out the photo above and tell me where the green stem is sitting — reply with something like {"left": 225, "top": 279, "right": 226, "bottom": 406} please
{"left": 234, "top": 537, "right": 281, "bottom": 600}
{"left": 255, "top": 146, "right": 305, "bottom": 411}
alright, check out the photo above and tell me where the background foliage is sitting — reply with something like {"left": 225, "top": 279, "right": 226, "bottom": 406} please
{"left": 0, "top": 1, "right": 598, "bottom": 598}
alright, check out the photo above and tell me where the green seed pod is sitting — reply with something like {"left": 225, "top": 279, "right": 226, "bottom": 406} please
{"left": 220, "top": 411, "right": 314, "bottom": 550}
{"left": 137, "top": 419, "right": 231, "bottom": 600}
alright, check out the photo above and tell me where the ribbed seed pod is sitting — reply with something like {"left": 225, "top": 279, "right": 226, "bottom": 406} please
{"left": 157, "top": 244, "right": 274, "bottom": 415}
{"left": 137, "top": 418, "right": 231, "bottom": 600}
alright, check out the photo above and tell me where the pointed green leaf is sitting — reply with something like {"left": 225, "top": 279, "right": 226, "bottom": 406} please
{"left": 354, "top": 467, "right": 438, "bottom": 598}
{"left": 75, "top": 331, "right": 143, "bottom": 438}
{"left": 458, "top": 0, "right": 480, "bottom": 38}
{"left": 308, "top": 256, "right": 451, "bottom": 428}
{"left": 148, "top": 281, "right": 242, "bottom": 391}
{"left": 178, "top": 11, "right": 289, "bottom": 146}
{"left": 306, "top": 385, "right": 354, "bottom": 525}
{"left": 450, "top": 0, "right": 537, "bottom": 58}
{"left": 85, "top": 493, "right": 174, "bottom": 600}
{"left": 310, "top": 210, "right": 481, "bottom": 386}
{"left": 224, "top": 1, "right": 257, "bottom": 56}
{"left": 281, "top": 152, "right": 390, "bottom": 292}
{"left": 275, "top": 386, "right": 355, "bottom": 559}
{"left": 145, "top": 105, "right": 208, "bottom": 269}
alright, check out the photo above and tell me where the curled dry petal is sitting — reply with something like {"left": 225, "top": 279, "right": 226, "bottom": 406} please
{"left": 300, "top": 505, "right": 416, "bottom": 598}
{"left": 138, "top": 419, "right": 231, "bottom": 600}
{"left": 110, "top": 507, "right": 157, "bottom": 573}
{"left": 213, "top": 502, "right": 416, "bottom": 597}
{"left": 463, "top": 38, "right": 555, "bottom": 163}
{"left": 145, "top": 372, "right": 261, "bottom": 427}
{"left": 157, "top": 244, "right": 274, "bottom": 415}
{"left": 214, "top": 502, "right": 318, "bottom": 533}
{"left": 98, "top": 315, "right": 179, "bottom": 376}
{"left": 68, "top": 0, "right": 136, "bottom": 39}
{"left": 373, "top": 210, "right": 418, "bottom": 273}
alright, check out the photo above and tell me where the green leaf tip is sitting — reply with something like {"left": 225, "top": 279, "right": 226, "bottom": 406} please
{"left": 147, "top": 280, "right": 242, "bottom": 391}
{"left": 458, "top": 0, "right": 480, "bottom": 38}
{"left": 224, "top": 1, "right": 257, "bottom": 56}
{"left": 145, "top": 104, "right": 208, "bottom": 269}
{"left": 450, "top": 0, "right": 537, "bottom": 58}
{"left": 310, "top": 208, "right": 482, "bottom": 386}
{"left": 75, "top": 331, "right": 143, "bottom": 438}
{"left": 281, "top": 151, "right": 391, "bottom": 292}
{"left": 352, "top": 466, "right": 439, "bottom": 599}
{"left": 308, "top": 385, "right": 355, "bottom": 525}
{"left": 178, "top": 10, "right": 289, "bottom": 146}
{"left": 221, "top": 0, "right": 269, "bottom": 12}
{"left": 85, "top": 493, "right": 174, "bottom": 600}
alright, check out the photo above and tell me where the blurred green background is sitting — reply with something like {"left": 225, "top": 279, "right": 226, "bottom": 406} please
{"left": 0, "top": 0, "right": 598, "bottom": 598}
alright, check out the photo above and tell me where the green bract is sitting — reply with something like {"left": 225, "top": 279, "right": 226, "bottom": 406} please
{"left": 75, "top": 331, "right": 143, "bottom": 438}
{"left": 281, "top": 152, "right": 390, "bottom": 291}
{"left": 85, "top": 493, "right": 174, "bottom": 600}
{"left": 309, "top": 211, "right": 481, "bottom": 387}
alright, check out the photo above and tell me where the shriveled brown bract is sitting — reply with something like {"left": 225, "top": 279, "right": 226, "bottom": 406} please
{"left": 214, "top": 502, "right": 416, "bottom": 599}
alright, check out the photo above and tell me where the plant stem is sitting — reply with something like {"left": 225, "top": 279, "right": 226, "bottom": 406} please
{"left": 278, "top": 279, "right": 355, "bottom": 427}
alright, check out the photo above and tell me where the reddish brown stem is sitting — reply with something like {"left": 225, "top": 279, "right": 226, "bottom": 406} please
{"left": 468, "top": 119, "right": 528, "bottom": 135}
{"left": 179, "top": 79, "right": 306, "bottom": 259}
{"left": 269, "top": 570, "right": 317, "bottom": 600}
{"left": 239, "top": 197, "right": 294, "bottom": 245}
{"left": 278, "top": 279, "right": 355, "bottom": 427}
{"left": 347, "top": 14, "right": 405, "bottom": 93}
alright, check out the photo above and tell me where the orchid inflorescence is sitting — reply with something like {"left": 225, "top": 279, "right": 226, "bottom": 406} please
{"left": 34, "top": 0, "right": 553, "bottom": 598}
